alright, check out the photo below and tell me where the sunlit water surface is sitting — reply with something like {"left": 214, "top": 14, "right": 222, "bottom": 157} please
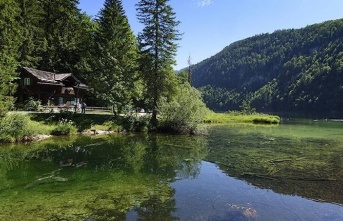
{"left": 0, "top": 119, "right": 342, "bottom": 220}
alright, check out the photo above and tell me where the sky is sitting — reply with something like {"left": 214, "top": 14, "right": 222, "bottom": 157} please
{"left": 78, "top": 0, "right": 343, "bottom": 70}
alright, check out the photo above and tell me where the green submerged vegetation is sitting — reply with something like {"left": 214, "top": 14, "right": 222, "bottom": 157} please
{"left": 205, "top": 122, "right": 343, "bottom": 203}
{"left": 0, "top": 120, "right": 342, "bottom": 220}
{"left": 0, "top": 134, "right": 207, "bottom": 220}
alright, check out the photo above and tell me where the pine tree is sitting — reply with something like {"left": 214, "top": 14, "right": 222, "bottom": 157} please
{"left": 38, "top": 0, "right": 83, "bottom": 72}
{"left": 16, "top": 0, "right": 45, "bottom": 67}
{"left": 73, "top": 13, "right": 98, "bottom": 80}
{"left": 136, "top": 0, "right": 181, "bottom": 127}
{"left": 89, "top": 0, "right": 139, "bottom": 115}
{"left": 0, "top": 0, "right": 22, "bottom": 116}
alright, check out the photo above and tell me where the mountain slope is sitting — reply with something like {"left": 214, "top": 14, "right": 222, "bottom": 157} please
{"left": 191, "top": 18, "right": 343, "bottom": 114}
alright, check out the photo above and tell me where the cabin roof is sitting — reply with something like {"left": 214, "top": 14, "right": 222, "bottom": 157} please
{"left": 54, "top": 73, "right": 73, "bottom": 81}
{"left": 22, "top": 67, "right": 87, "bottom": 88}
{"left": 23, "top": 67, "right": 57, "bottom": 83}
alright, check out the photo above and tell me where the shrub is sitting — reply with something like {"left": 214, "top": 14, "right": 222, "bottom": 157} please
{"left": 119, "top": 114, "right": 149, "bottom": 132}
{"left": 51, "top": 118, "right": 77, "bottom": 135}
{"left": 0, "top": 113, "right": 31, "bottom": 142}
{"left": 133, "top": 115, "right": 150, "bottom": 132}
{"left": 158, "top": 83, "right": 209, "bottom": 134}
{"left": 103, "top": 120, "right": 121, "bottom": 132}
{"left": 24, "top": 97, "right": 42, "bottom": 111}
{"left": 0, "top": 96, "right": 15, "bottom": 117}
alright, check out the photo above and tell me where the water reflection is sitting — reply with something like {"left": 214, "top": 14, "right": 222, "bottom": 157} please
{"left": 205, "top": 124, "right": 343, "bottom": 205}
{"left": 0, "top": 121, "right": 343, "bottom": 220}
{"left": 0, "top": 134, "right": 207, "bottom": 220}
{"left": 172, "top": 161, "right": 343, "bottom": 221}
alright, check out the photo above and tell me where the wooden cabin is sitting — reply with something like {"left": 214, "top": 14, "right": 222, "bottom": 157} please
{"left": 16, "top": 67, "right": 88, "bottom": 106}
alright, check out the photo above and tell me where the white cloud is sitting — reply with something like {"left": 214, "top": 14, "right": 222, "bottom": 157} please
{"left": 195, "top": 0, "right": 214, "bottom": 7}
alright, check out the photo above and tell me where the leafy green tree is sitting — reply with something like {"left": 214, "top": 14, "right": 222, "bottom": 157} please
{"left": 136, "top": 0, "right": 181, "bottom": 127}
{"left": 88, "top": 0, "right": 139, "bottom": 115}
{"left": 0, "top": 0, "right": 22, "bottom": 116}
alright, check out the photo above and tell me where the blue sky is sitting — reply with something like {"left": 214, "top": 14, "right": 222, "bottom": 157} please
{"left": 78, "top": 0, "right": 343, "bottom": 70}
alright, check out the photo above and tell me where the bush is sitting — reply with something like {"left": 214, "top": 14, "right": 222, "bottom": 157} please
{"left": 51, "top": 118, "right": 77, "bottom": 135}
{"left": 119, "top": 114, "right": 149, "bottom": 132}
{"left": 0, "top": 96, "right": 15, "bottom": 117}
{"left": 0, "top": 113, "right": 31, "bottom": 142}
{"left": 133, "top": 115, "right": 150, "bottom": 132}
{"left": 24, "top": 97, "right": 42, "bottom": 111}
{"left": 158, "top": 83, "right": 209, "bottom": 134}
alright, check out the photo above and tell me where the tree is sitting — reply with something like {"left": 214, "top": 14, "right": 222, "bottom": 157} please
{"left": 0, "top": 0, "right": 22, "bottom": 116}
{"left": 89, "top": 0, "right": 139, "bottom": 115}
{"left": 188, "top": 54, "right": 192, "bottom": 85}
{"left": 72, "top": 13, "right": 98, "bottom": 80}
{"left": 16, "top": 0, "right": 45, "bottom": 68}
{"left": 136, "top": 0, "right": 181, "bottom": 127}
{"left": 38, "top": 0, "right": 83, "bottom": 73}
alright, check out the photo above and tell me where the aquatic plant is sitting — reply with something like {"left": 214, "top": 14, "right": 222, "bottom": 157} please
{"left": 0, "top": 133, "right": 207, "bottom": 220}
{"left": 205, "top": 124, "right": 343, "bottom": 204}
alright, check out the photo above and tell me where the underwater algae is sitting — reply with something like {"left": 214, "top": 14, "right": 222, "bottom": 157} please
{"left": 0, "top": 133, "right": 207, "bottom": 221}
{"left": 205, "top": 123, "right": 343, "bottom": 204}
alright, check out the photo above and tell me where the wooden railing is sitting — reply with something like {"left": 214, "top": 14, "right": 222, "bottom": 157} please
{"left": 42, "top": 105, "right": 111, "bottom": 113}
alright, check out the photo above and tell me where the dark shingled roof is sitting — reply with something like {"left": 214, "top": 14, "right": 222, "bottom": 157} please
{"left": 23, "top": 67, "right": 87, "bottom": 88}
{"left": 23, "top": 67, "right": 57, "bottom": 83}
{"left": 54, "top": 73, "right": 73, "bottom": 81}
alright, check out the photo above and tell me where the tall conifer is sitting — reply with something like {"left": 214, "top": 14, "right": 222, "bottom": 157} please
{"left": 39, "top": 0, "right": 83, "bottom": 72}
{"left": 136, "top": 0, "right": 181, "bottom": 127}
{"left": 16, "top": 0, "right": 45, "bottom": 67}
{"left": 0, "top": 0, "right": 22, "bottom": 116}
{"left": 89, "top": 0, "right": 138, "bottom": 114}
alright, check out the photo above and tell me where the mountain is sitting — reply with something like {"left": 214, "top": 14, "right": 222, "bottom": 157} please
{"left": 190, "top": 18, "right": 343, "bottom": 115}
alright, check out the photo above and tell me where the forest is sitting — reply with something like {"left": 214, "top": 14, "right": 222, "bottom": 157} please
{"left": 191, "top": 18, "right": 343, "bottom": 115}
{"left": 0, "top": 0, "right": 208, "bottom": 133}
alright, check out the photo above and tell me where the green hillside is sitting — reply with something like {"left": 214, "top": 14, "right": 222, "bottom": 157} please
{"left": 191, "top": 18, "right": 343, "bottom": 115}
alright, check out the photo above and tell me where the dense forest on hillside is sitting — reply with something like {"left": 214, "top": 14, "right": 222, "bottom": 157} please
{"left": 191, "top": 18, "right": 343, "bottom": 114}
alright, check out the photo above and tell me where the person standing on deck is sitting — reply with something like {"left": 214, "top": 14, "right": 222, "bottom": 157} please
{"left": 81, "top": 101, "right": 87, "bottom": 114}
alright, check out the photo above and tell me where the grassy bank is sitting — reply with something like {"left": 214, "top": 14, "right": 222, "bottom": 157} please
{"left": 0, "top": 110, "right": 280, "bottom": 144}
{"left": 204, "top": 112, "right": 280, "bottom": 124}
{"left": 0, "top": 111, "right": 150, "bottom": 143}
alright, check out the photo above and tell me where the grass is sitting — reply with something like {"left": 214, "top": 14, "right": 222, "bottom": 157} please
{"left": 1, "top": 111, "right": 146, "bottom": 143}
{"left": 27, "top": 120, "right": 55, "bottom": 135}
{"left": 0, "top": 110, "right": 280, "bottom": 144}
{"left": 204, "top": 111, "right": 280, "bottom": 124}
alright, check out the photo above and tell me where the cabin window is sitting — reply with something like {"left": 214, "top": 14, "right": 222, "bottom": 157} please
{"left": 23, "top": 78, "right": 31, "bottom": 86}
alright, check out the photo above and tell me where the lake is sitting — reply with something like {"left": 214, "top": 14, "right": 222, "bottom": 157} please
{"left": 0, "top": 119, "right": 342, "bottom": 220}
